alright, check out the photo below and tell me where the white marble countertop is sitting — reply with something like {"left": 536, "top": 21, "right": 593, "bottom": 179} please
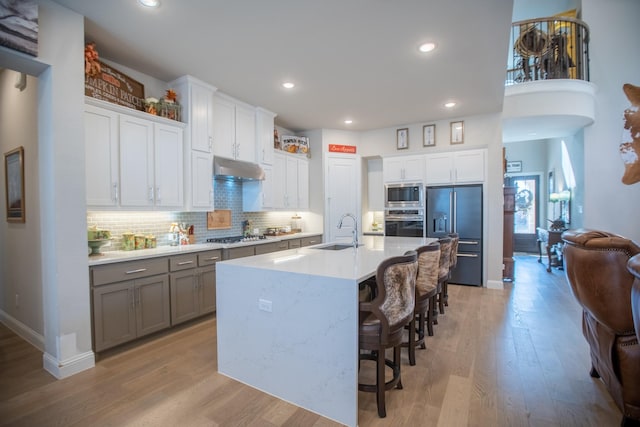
{"left": 87, "top": 231, "right": 323, "bottom": 266}
{"left": 220, "top": 235, "right": 436, "bottom": 283}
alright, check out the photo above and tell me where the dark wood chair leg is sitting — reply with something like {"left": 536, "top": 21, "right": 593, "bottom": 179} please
{"left": 408, "top": 315, "right": 416, "bottom": 366}
{"left": 427, "top": 297, "right": 436, "bottom": 337}
{"left": 438, "top": 291, "right": 445, "bottom": 314}
{"left": 394, "top": 345, "right": 402, "bottom": 390}
{"left": 376, "top": 349, "right": 386, "bottom": 418}
{"left": 443, "top": 280, "right": 449, "bottom": 307}
{"left": 621, "top": 415, "right": 640, "bottom": 427}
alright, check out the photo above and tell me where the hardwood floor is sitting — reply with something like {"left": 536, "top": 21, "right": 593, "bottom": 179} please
{"left": 0, "top": 255, "right": 622, "bottom": 426}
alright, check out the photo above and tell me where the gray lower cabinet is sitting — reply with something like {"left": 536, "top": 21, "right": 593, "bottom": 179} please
{"left": 92, "top": 274, "right": 170, "bottom": 352}
{"left": 287, "top": 239, "right": 301, "bottom": 249}
{"left": 169, "top": 250, "right": 221, "bottom": 326}
{"left": 301, "top": 235, "right": 322, "bottom": 247}
{"left": 224, "top": 245, "right": 256, "bottom": 260}
{"left": 255, "top": 240, "right": 289, "bottom": 254}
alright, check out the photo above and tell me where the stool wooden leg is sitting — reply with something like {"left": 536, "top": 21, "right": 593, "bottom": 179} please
{"left": 408, "top": 315, "right": 416, "bottom": 366}
{"left": 376, "top": 349, "right": 386, "bottom": 418}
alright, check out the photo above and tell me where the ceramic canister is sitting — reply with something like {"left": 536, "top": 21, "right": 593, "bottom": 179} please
{"left": 135, "top": 234, "right": 146, "bottom": 250}
{"left": 122, "top": 232, "right": 135, "bottom": 251}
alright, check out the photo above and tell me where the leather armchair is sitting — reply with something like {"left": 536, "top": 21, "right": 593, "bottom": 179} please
{"left": 562, "top": 229, "right": 640, "bottom": 426}
{"left": 628, "top": 254, "right": 640, "bottom": 348}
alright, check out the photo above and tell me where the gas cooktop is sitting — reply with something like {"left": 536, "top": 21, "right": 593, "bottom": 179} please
{"left": 206, "top": 235, "right": 266, "bottom": 244}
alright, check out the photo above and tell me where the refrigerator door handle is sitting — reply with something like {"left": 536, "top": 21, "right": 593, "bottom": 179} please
{"left": 457, "top": 253, "right": 479, "bottom": 258}
{"left": 449, "top": 191, "right": 454, "bottom": 233}
{"left": 459, "top": 240, "right": 480, "bottom": 245}
{"left": 452, "top": 190, "right": 457, "bottom": 233}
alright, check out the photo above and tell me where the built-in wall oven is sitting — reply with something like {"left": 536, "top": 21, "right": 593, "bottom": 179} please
{"left": 385, "top": 183, "right": 424, "bottom": 208}
{"left": 385, "top": 208, "right": 425, "bottom": 238}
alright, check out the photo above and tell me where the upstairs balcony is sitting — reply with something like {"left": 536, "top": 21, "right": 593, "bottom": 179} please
{"left": 507, "top": 17, "right": 590, "bottom": 85}
{"left": 502, "top": 16, "right": 596, "bottom": 143}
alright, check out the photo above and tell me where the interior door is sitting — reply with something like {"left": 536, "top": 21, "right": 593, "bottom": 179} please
{"left": 506, "top": 175, "right": 540, "bottom": 253}
{"left": 326, "top": 155, "right": 360, "bottom": 242}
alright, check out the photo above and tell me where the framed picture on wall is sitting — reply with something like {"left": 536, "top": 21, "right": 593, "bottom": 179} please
{"left": 396, "top": 128, "right": 408, "bottom": 150}
{"left": 4, "top": 146, "right": 25, "bottom": 223}
{"left": 450, "top": 121, "right": 464, "bottom": 144}
{"left": 423, "top": 124, "right": 435, "bottom": 147}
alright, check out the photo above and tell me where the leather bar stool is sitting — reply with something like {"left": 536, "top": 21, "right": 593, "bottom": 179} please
{"left": 359, "top": 251, "right": 417, "bottom": 418}
{"left": 445, "top": 232, "right": 459, "bottom": 307}
{"left": 435, "top": 237, "right": 452, "bottom": 319}
{"left": 401, "top": 243, "right": 440, "bottom": 365}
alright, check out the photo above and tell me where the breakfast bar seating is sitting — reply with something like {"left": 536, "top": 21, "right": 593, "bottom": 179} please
{"left": 358, "top": 251, "right": 417, "bottom": 418}
{"left": 402, "top": 243, "right": 440, "bottom": 365}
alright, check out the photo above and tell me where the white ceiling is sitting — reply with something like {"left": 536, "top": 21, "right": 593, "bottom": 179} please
{"left": 51, "top": 0, "right": 514, "bottom": 133}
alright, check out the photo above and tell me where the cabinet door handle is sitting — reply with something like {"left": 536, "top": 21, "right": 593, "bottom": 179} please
{"left": 125, "top": 268, "right": 147, "bottom": 274}
{"left": 459, "top": 240, "right": 480, "bottom": 245}
{"left": 178, "top": 260, "right": 194, "bottom": 265}
{"left": 206, "top": 256, "right": 219, "bottom": 261}
{"left": 156, "top": 187, "right": 161, "bottom": 203}
{"left": 209, "top": 136, "right": 213, "bottom": 151}
{"left": 148, "top": 186, "right": 154, "bottom": 202}
{"left": 308, "top": 240, "right": 317, "bottom": 244}
{"left": 113, "top": 182, "right": 118, "bottom": 202}
{"left": 457, "top": 253, "right": 479, "bottom": 258}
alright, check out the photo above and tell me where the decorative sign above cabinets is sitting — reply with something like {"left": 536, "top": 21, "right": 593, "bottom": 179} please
{"left": 328, "top": 144, "right": 357, "bottom": 154}
{"left": 85, "top": 60, "right": 146, "bottom": 112}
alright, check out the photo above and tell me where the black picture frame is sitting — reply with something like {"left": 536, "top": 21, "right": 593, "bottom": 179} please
{"left": 4, "top": 146, "right": 25, "bottom": 223}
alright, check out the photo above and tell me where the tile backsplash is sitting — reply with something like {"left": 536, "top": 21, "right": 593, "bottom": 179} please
{"left": 87, "top": 180, "right": 308, "bottom": 251}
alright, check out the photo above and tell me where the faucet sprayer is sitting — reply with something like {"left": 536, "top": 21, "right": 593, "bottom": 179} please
{"left": 337, "top": 213, "right": 359, "bottom": 249}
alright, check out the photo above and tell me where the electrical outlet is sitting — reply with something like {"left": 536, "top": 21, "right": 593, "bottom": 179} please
{"left": 258, "top": 298, "right": 272, "bottom": 312}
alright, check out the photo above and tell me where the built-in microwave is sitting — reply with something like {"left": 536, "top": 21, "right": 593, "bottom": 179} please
{"left": 385, "top": 183, "right": 424, "bottom": 208}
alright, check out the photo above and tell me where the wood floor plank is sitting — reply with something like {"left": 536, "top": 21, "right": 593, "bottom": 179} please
{"left": 0, "top": 255, "right": 625, "bottom": 427}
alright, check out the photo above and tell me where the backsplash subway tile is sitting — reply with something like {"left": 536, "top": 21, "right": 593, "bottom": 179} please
{"left": 87, "top": 180, "right": 307, "bottom": 251}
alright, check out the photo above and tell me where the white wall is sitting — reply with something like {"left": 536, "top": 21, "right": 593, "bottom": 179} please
{"left": 582, "top": 0, "right": 640, "bottom": 241}
{"left": 359, "top": 113, "right": 505, "bottom": 288}
{"left": 0, "top": 1, "right": 94, "bottom": 378}
{"left": 0, "top": 70, "right": 43, "bottom": 347}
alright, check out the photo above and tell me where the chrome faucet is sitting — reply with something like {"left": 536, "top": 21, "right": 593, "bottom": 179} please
{"left": 337, "top": 213, "right": 359, "bottom": 249}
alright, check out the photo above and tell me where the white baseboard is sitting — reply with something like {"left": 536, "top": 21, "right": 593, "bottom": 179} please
{"left": 43, "top": 350, "right": 95, "bottom": 379}
{"left": 0, "top": 309, "right": 44, "bottom": 351}
{"left": 486, "top": 279, "right": 504, "bottom": 290}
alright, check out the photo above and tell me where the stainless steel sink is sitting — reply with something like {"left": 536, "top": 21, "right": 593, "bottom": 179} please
{"left": 313, "top": 243, "right": 359, "bottom": 250}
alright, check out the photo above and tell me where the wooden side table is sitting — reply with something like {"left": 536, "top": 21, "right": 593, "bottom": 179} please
{"left": 536, "top": 227, "right": 565, "bottom": 272}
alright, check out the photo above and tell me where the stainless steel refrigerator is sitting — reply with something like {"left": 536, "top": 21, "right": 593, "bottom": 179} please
{"left": 426, "top": 184, "right": 483, "bottom": 286}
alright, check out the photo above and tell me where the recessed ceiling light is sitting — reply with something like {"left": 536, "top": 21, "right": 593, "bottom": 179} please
{"left": 138, "top": 0, "right": 160, "bottom": 7}
{"left": 282, "top": 82, "right": 295, "bottom": 89}
{"left": 344, "top": 119, "right": 353, "bottom": 124}
{"left": 444, "top": 102, "right": 456, "bottom": 108}
{"left": 418, "top": 42, "right": 436, "bottom": 53}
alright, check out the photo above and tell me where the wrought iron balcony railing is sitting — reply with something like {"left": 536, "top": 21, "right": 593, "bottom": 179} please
{"left": 506, "top": 17, "right": 590, "bottom": 85}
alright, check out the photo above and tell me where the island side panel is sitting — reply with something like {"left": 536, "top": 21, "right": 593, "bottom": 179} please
{"left": 216, "top": 263, "right": 359, "bottom": 427}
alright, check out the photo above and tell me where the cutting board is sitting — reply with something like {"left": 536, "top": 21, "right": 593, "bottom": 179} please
{"left": 207, "top": 210, "right": 232, "bottom": 230}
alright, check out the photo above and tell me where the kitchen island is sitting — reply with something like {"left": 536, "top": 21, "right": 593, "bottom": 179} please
{"left": 216, "top": 235, "right": 437, "bottom": 427}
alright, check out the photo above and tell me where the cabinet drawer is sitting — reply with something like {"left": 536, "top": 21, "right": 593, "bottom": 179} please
{"left": 224, "top": 246, "right": 256, "bottom": 260}
{"left": 92, "top": 257, "right": 168, "bottom": 286}
{"left": 255, "top": 241, "right": 289, "bottom": 255}
{"left": 198, "top": 250, "right": 222, "bottom": 266}
{"left": 301, "top": 235, "right": 322, "bottom": 247}
{"left": 169, "top": 254, "right": 198, "bottom": 272}
{"left": 288, "top": 239, "right": 301, "bottom": 249}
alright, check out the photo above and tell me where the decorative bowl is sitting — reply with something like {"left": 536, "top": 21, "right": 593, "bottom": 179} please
{"left": 88, "top": 239, "right": 111, "bottom": 256}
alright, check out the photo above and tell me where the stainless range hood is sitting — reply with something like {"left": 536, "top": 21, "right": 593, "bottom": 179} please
{"left": 213, "top": 156, "right": 265, "bottom": 181}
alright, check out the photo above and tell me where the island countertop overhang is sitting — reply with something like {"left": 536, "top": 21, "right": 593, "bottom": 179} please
{"left": 218, "top": 235, "right": 438, "bottom": 282}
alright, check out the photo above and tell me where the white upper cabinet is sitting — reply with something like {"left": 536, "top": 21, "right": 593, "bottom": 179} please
{"left": 170, "top": 75, "right": 217, "bottom": 211}
{"left": 119, "top": 115, "right": 155, "bottom": 207}
{"left": 234, "top": 103, "right": 256, "bottom": 163}
{"left": 255, "top": 107, "right": 276, "bottom": 165}
{"left": 269, "top": 151, "right": 309, "bottom": 211}
{"left": 85, "top": 104, "right": 119, "bottom": 206}
{"left": 85, "top": 99, "right": 185, "bottom": 209}
{"left": 153, "top": 123, "right": 184, "bottom": 207}
{"left": 212, "top": 93, "right": 256, "bottom": 163}
{"left": 425, "top": 148, "right": 486, "bottom": 185}
{"left": 383, "top": 154, "right": 425, "bottom": 183}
